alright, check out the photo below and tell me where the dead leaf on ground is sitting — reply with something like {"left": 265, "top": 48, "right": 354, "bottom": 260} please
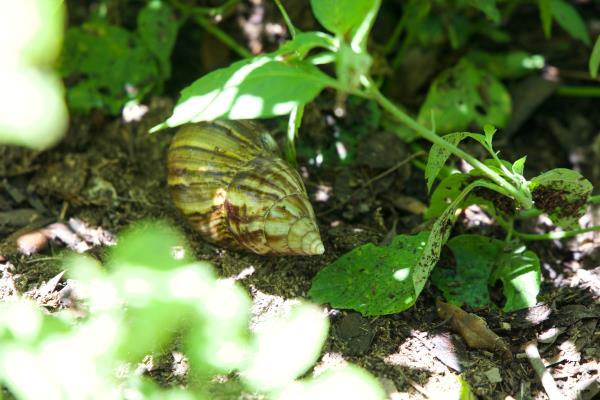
{"left": 436, "top": 298, "right": 512, "bottom": 360}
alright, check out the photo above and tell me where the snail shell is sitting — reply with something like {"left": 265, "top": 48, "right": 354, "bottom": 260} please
{"left": 167, "top": 120, "right": 324, "bottom": 256}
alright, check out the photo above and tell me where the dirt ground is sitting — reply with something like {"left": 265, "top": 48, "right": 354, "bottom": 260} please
{"left": 2, "top": 2, "right": 600, "bottom": 399}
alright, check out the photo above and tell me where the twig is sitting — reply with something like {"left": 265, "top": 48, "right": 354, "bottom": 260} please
{"left": 524, "top": 340, "right": 564, "bottom": 400}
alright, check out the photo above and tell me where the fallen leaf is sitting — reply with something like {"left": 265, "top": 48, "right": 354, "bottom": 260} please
{"left": 436, "top": 298, "right": 512, "bottom": 360}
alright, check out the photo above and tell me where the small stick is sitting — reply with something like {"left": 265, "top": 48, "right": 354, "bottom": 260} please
{"left": 524, "top": 340, "right": 564, "bottom": 400}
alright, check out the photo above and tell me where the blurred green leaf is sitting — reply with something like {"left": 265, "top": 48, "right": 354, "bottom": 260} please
{"left": 61, "top": 22, "right": 162, "bottom": 114}
{"left": 138, "top": 0, "right": 179, "bottom": 79}
{"left": 309, "top": 232, "right": 430, "bottom": 315}
{"left": 538, "top": 0, "right": 552, "bottom": 38}
{"left": 0, "top": 0, "right": 68, "bottom": 150}
{"left": 309, "top": 0, "right": 378, "bottom": 38}
{"left": 153, "top": 56, "right": 337, "bottom": 131}
{"left": 0, "top": 68, "right": 68, "bottom": 149}
{"left": 549, "top": 0, "right": 590, "bottom": 45}
{"left": 0, "top": 0, "right": 65, "bottom": 66}
{"left": 466, "top": 50, "right": 545, "bottom": 79}
{"left": 108, "top": 221, "right": 192, "bottom": 271}
{"left": 276, "top": 31, "right": 336, "bottom": 59}
{"left": 336, "top": 43, "right": 373, "bottom": 91}
{"left": 417, "top": 60, "right": 512, "bottom": 133}
{"left": 243, "top": 303, "right": 329, "bottom": 392}
{"left": 590, "top": 35, "right": 600, "bottom": 78}
{"left": 278, "top": 365, "right": 386, "bottom": 400}
{"left": 467, "top": 0, "right": 500, "bottom": 23}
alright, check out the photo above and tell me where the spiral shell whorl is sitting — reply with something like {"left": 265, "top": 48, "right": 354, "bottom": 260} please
{"left": 167, "top": 120, "right": 323, "bottom": 256}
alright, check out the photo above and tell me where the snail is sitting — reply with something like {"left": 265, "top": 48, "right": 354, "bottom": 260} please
{"left": 167, "top": 120, "right": 325, "bottom": 256}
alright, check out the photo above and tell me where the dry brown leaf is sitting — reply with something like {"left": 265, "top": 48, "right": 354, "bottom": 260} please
{"left": 436, "top": 298, "right": 512, "bottom": 360}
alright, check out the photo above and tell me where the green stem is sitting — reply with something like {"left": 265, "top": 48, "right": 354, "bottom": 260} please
{"left": 194, "top": 15, "right": 252, "bottom": 59}
{"left": 513, "top": 225, "right": 600, "bottom": 241}
{"left": 285, "top": 104, "right": 304, "bottom": 165}
{"left": 364, "top": 78, "right": 533, "bottom": 209}
{"left": 556, "top": 85, "right": 600, "bottom": 97}
{"left": 589, "top": 195, "right": 600, "bottom": 204}
{"left": 273, "top": 0, "right": 296, "bottom": 38}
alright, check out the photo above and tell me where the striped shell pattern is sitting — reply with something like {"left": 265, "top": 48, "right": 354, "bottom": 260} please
{"left": 167, "top": 120, "right": 324, "bottom": 256}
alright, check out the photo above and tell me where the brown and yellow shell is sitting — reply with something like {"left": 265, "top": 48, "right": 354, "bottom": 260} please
{"left": 167, "top": 120, "right": 324, "bottom": 256}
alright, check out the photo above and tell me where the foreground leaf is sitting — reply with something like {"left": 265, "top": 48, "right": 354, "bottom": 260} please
{"left": 243, "top": 303, "right": 329, "bottom": 392}
{"left": 278, "top": 365, "right": 385, "bottom": 400}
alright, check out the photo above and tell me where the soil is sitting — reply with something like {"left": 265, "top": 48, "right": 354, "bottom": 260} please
{"left": 1, "top": 2, "right": 600, "bottom": 400}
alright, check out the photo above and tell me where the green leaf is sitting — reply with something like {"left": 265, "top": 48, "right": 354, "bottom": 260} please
{"left": 309, "top": 232, "right": 430, "bottom": 315}
{"left": 309, "top": 0, "right": 377, "bottom": 38}
{"left": 425, "top": 132, "right": 483, "bottom": 191}
{"left": 590, "top": 35, "right": 600, "bottom": 78}
{"left": 490, "top": 247, "right": 541, "bottom": 312}
{"left": 483, "top": 124, "right": 497, "bottom": 148}
{"left": 108, "top": 221, "right": 192, "bottom": 271}
{"left": 417, "top": 60, "right": 512, "bottom": 134}
{"left": 137, "top": 0, "right": 179, "bottom": 79}
{"left": 243, "top": 303, "right": 329, "bottom": 392}
{"left": 538, "top": 0, "right": 552, "bottom": 38}
{"left": 426, "top": 173, "right": 486, "bottom": 219}
{"left": 152, "top": 56, "right": 337, "bottom": 131}
{"left": 310, "top": 180, "right": 496, "bottom": 316}
{"left": 61, "top": 23, "right": 162, "bottom": 114}
{"left": 467, "top": 0, "right": 500, "bottom": 23}
{"left": 549, "top": 0, "right": 591, "bottom": 45}
{"left": 512, "top": 156, "right": 527, "bottom": 176}
{"left": 413, "top": 180, "right": 493, "bottom": 296}
{"left": 432, "top": 235, "right": 541, "bottom": 311}
{"left": 530, "top": 168, "right": 593, "bottom": 229}
{"left": 276, "top": 32, "right": 336, "bottom": 59}
{"left": 336, "top": 43, "right": 373, "bottom": 92}
{"left": 466, "top": 50, "right": 545, "bottom": 79}
{"left": 432, "top": 235, "right": 499, "bottom": 308}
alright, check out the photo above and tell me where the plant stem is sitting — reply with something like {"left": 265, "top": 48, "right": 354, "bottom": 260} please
{"left": 513, "top": 225, "right": 600, "bottom": 241}
{"left": 273, "top": 0, "right": 296, "bottom": 38}
{"left": 193, "top": 15, "right": 252, "bottom": 59}
{"left": 589, "top": 195, "right": 600, "bottom": 204}
{"left": 556, "top": 85, "right": 600, "bottom": 97}
{"left": 364, "top": 78, "right": 533, "bottom": 209}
